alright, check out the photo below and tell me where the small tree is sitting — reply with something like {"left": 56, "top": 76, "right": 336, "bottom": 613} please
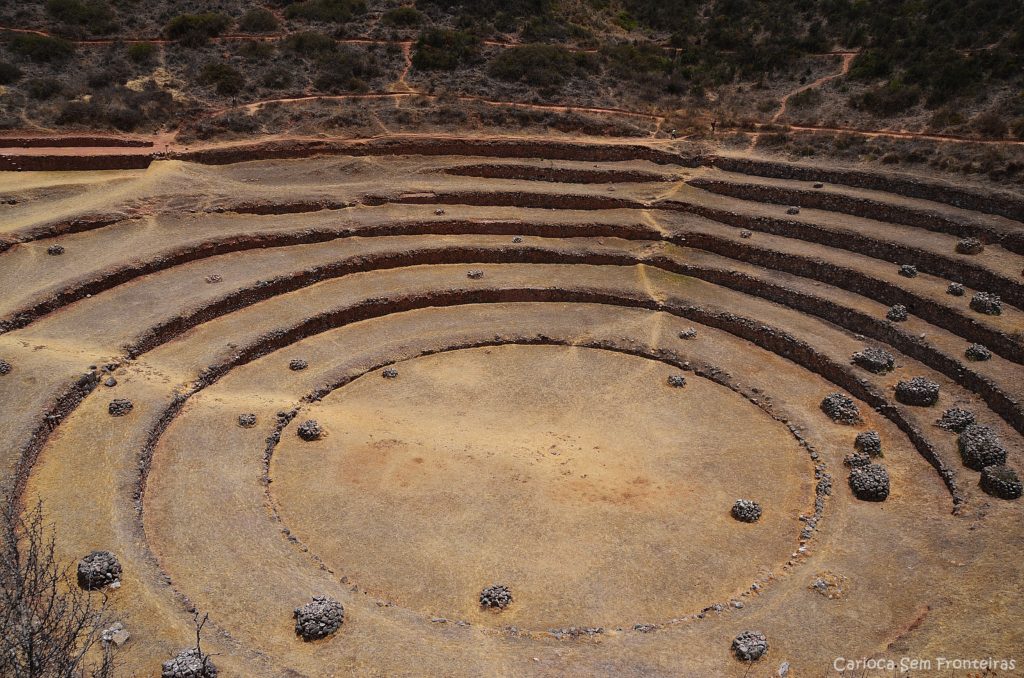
{"left": 192, "top": 611, "right": 215, "bottom": 673}
{"left": 162, "top": 611, "right": 217, "bottom": 677}
{"left": 0, "top": 498, "right": 116, "bottom": 678}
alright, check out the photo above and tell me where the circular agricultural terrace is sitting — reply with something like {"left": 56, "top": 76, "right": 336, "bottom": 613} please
{"left": 0, "top": 137, "right": 1021, "bottom": 675}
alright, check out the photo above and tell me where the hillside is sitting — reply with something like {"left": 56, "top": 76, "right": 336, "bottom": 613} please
{"left": 0, "top": 1, "right": 1022, "bottom": 185}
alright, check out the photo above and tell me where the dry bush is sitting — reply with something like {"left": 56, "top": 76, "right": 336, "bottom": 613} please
{"left": 0, "top": 498, "right": 116, "bottom": 678}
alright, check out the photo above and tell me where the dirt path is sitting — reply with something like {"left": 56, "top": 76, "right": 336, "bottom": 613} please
{"left": 392, "top": 42, "right": 415, "bottom": 94}
{"left": 759, "top": 123, "right": 1024, "bottom": 146}
{"left": 772, "top": 52, "right": 856, "bottom": 123}
{"left": 2, "top": 120, "right": 1022, "bottom": 169}
{"left": 215, "top": 92, "right": 665, "bottom": 122}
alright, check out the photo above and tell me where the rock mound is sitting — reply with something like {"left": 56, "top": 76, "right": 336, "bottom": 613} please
{"left": 161, "top": 649, "right": 218, "bottom": 678}
{"left": 77, "top": 550, "right": 122, "bottom": 590}
{"left": 965, "top": 344, "right": 991, "bottom": 361}
{"left": 732, "top": 630, "right": 768, "bottom": 661}
{"left": 955, "top": 238, "right": 984, "bottom": 254}
{"left": 294, "top": 596, "right": 345, "bottom": 640}
{"left": 895, "top": 377, "right": 940, "bottom": 406}
{"left": 108, "top": 399, "right": 133, "bottom": 416}
{"left": 886, "top": 304, "right": 908, "bottom": 322}
{"left": 979, "top": 465, "right": 1022, "bottom": 500}
{"left": 937, "top": 407, "right": 975, "bottom": 432}
{"left": 821, "top": 393, "right": 861, "bottom": 424}
{"left": 970, "top": 292, "right": 1001, "bottom": 315}
{"left": 957, "top": 424, "right": 1007, "bottom": 470}
{"left": 480, "top": 584, "right": 513, "bottom": 610}
{"left": 849, "top": 464, "right": 890, "bottom": 501}
{"left": 851, "top": 347, "right": 895, "bottom": 374}
{"left": 854, "top": 430, "right": 882, "bottom": 457}
{"left": 731, "top": 499, "right": 762, "bottom": 523}
{"left": 297, "top": 419, "right": 323, "bottom": 441}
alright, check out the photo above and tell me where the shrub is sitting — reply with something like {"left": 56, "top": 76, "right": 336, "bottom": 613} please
{"left": 261, "top": 65, "right": 292, "bottom": 89}
{"left": 285, "top": 0, "right": 367, "bottom": 23}
{"left": 1012, "top": 117, "right": 1024, "bottom": 140}
{"left": 283, "top": 31, "right": 336, "bottom": 56}
{"left": 921, "top": 51, "right": 981, "bottom": 106}
{"left": 211, "top": 111, "right": 260, "bottom": 133}
{"left": 382, "top": 6, "right": 424, "bottom": 27}
{"left": 853, "top": 79, "right": 920, "bottom": 117}
{"left": 789, "top": 88, "right": 823, "bottom": 109}
{"left": 848, "top": 48, "right": 892, "bottom": 80}
{"left": 45, "top": 0, "right": 117, "bottom": 33}
{"left": 199, "top": 62, "right": 245, "bottom": 95}
{"left": 9, "top": 34, "right": 75, "bottom": 63}
{"left": 973, "top": 111, "right": 1008, "bottom": 138}
{"left": 600, "top": 41, "right": 671, "bottom": 78}
{"left": 488, "top": 43, "right": 596, "bottom": 87}
{"left": 412, "top": 28, "right": 480, "bottom": 70}
{"left": 927, "top": 106, "right": 964, "bottom": 130}
{"left": 313, "top": 47, "right": 378, "bottom": 92}
{"left": 127, "top": 42, "right": 158, "bottom": 64}
{"left": 239, "top": 41, "right": 275, "bottom": 60}
{"left": 57, "top": 85, "right": 175, "bottom": 130}
{"left": 87, "top": 62, "right": 129, "bottom": 88}
{"left": 239, "top": 7, "right": 280, "bottom": 32}
{"left": 521, "top": 16, "right": 589, "bottom": 42}
{"left": 103, "top": 106, "right": 142, "bottom": 130}
{"left": 165, "top": 12, "right": 231, "bottom": 45}
{"left": 26, "top": 77, "right": 62, "bottom": 100}
{"left": 0, "top": 61, "right": 22, "bottom": 85}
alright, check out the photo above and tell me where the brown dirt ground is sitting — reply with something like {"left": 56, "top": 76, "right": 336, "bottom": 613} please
{"left": 2, "top": 141, "right": 1022, "bottom": 677}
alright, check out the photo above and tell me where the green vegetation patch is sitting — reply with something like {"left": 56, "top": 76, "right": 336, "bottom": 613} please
{"left": 851, "top": 78, "right": 921, "bottom": 117}
{"left": 412, "top": 28, "right": 481, "bottom": 70}
{"left": 600, "top": 42, "right": 672, "bottom": 79}
{"left": 127, "top": 42, "right": 158, "bottom": 64}
{"left": 488, "top": 44, "right": 598, "bottom": 87}
{"left": 282, "top": 31, "right": 337, "bottom": 56}
{"left": 57, "top": 86, "right": 176, "bottom": 131}
{"left": 313, "top": 47, "right": 379, "bottom": 92}
{"left": 284, "top": 0, "right": 368, "bottom": 23}
{"left": 382, "top": 7, "right": 424, "bottom": 27}
{"left": 45, "top": 0, "right": 117, "bottom": 34}
{"left": 8, "top": 34, "right": 75, "bottom": 63}
{"left": 26, "top": 77, "right": 62, "bottom": 100}
{"left": 165, "top": 12, "right": 232, "bottom": 45}
{"left": 240, "top": 41, "right": 276, "bottom": 61}
{"left": 239, "top": 8, "right": 280, "bottom": 33}
{"left": 0, "top": 61, "right": 22, "bottom": 85}
{"left": 199, "top": 62, "right": 246, "bottom": 95}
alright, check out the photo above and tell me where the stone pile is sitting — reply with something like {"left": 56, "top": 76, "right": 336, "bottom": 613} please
{"left": 294, "top": 596, "right": 345, "bottom": 640}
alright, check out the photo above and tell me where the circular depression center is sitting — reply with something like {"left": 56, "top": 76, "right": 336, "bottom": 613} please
{"left": 272, "top": 345, "right": 813, "bottom": 628}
